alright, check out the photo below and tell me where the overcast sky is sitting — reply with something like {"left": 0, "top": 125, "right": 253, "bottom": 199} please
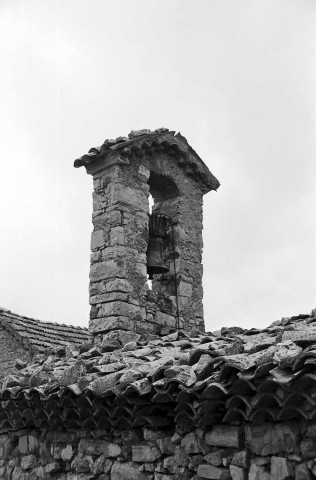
{"left": 0, "top": 0, "right": 315, "bottom": 332}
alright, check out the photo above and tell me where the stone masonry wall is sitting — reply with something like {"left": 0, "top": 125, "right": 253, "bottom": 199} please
{"left": 88, "top": 150, "right": 206, "bottom": 338}
{"left": 1, "top": 421, "right": 316, "bottom": 480}
{"left": 0, "top": 327, "right": 30, "bottom": 381}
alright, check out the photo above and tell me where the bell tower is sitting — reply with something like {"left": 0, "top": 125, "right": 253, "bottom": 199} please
{"left": 74, "top": 128, "right": 220, "bottom": 338}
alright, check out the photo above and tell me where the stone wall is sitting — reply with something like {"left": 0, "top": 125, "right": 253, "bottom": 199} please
{"left": 0, "top": 327, "right": 30, "bottom": 380}
{"left": 1, "top": 420, "right": 315, "bottom": 480}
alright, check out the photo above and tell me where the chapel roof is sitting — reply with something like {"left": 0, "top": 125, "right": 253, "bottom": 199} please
{"left": 1, "top": 309, "right": 315, "bottom": 432}
{"left": 74, "top": 128, "right": 220, "bottom": 193}
{"left": 0, "top": 308, "right": 91, "bottom": 354}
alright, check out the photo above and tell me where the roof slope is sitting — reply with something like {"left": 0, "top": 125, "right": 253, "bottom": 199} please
{"left": 0, "top": 308, "right": 91, "bottom": 354}
{"left": 0, "top": 309, "right": 315, "bottom": 432}
{"left": 74, "top": 128, "right": 220, "bottom": 193}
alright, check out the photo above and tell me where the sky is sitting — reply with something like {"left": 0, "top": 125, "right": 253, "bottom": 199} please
{"left": 0, "top": 0, "right": 315, "bottom": 332}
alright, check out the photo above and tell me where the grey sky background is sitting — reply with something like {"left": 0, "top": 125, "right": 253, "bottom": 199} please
{"left": 0, "top": 0, "right": 315, "bottom": 332}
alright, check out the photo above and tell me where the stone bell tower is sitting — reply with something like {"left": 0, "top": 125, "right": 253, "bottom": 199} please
{"left": 74, "top": 128, "right": 220, "bottom": 338}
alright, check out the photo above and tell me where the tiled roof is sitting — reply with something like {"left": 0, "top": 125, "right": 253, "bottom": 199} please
{"left": 0, "top": 308, "right": 91, "bottom": 354}
{"left": 0, "top": 309, "right": 315, "bottom": 432}
{"left": 74, "top": 128, "right": 220, "bottom": 193}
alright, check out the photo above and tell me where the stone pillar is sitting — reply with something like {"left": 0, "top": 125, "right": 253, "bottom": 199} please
{"left": 75, "top": 129, "right": 220, "bottom": 337}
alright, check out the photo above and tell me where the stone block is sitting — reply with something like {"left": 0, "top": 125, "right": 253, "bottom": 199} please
{"left": 71, "top": 454, "right": 93, "bottom": 473}
{"left": 89, "top": 316, "right": 134, "bottom": 333}
{"left": 110, "top": 227, "right": 126, "bottom": 246}
{"left": 181, "top": 433, "right": 202, "bottom": 454}
{"left": 306, "top": 421, "right": 316, "bottom": 438}
{"left": 91, "top": 230, "right": 105, "bottom": 250}
{"left": 111, "top": 461, "right": 153, "bottom": 480}
{"left": 273, "top": 340, "right": 302, "bottom": 367}
{"left": 19, "top": 436, "right": 28, "bottom": 455}
{"left": 301, "top": 437, "right": 316, "bottom": 459}
{"left": 110, "top": 184, "right": 148, "bottom": 212}
{"left": 178, "top": 281, "right": 192, "bottom": 298}
{"left": 61, "top": 445, "right": 74, "bottom": 461}
{"left": 204, "top": 450, "right": 226, "bottom": 467}
{"left": 106, "top": 279, "right": 133, "bottom": 293}
{"left": 21, "top": 455, "right": 37, "bottom": 470}
{"left": 155, "top": 312, "right": 176, "bottom": 328}
{"left": 246, "top": 422, "right": 299, "bottom": 456}
{"left": 248, "top": 464, "right": 271, "bottom": 480}
{"left": 174, "top": 446, "right": 189, "bottom": 467}
{"left": 154, "top": 475, "right": 173, "bottom": 480}
{"left": 270, "top": 456, "right": 293, "bottom": 479}
{"left": 156, "top": 437, "right": 175, "bottom": 455}
{"left": 132, "top": 446, "right": 161, "bottom": 463}
{"left": 99, "top": 301, "right": 141, "bottom": 318}
{"left": 229, "top": 465, "right": 247, "bottom": 480}
{"left": 90, "top": 259, "right": 125, "bottom": 282}
{"left": 295, "top": 463, "right": 313, "bottom": 479}
{"left": 197, "top": 464, "right": 231, "bottom": 479}
{"left": 78, "top": 439, "right": 121, "bottom": 457}
{"left": 205, "top": 426, "right": 242, "bottom": 448}
{"left": 231, "top": 451, "right": 249, "bottom": 469}
{"left": 143, "top": 428, "right": 171, "bottom": 441}
{"left": 45, "top": 462, "right": 60, "bottom": 474}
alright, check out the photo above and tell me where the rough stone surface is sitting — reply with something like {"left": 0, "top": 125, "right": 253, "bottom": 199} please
{"left": 197, "top": 464, "right": 231, "bottom": 479}
{"left": 245, "top": 422, "right": 299, "bottom": 455}
{"left": 270, "top": 456, "right": 293, "bottom": 479}
{"left": 205, "top": 426, "right": 241, "bottom": 448}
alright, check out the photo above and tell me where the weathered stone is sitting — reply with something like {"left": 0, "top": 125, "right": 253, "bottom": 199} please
{"left": 132, "top": 445, "right": 161, "bottom": 463}
{"left": 71, "top": 454, "right": 94, "bottom": 473}
{"left": 245, "top": 422, "right": 299, "bottom": 455}
{"left": 58, "top": 362, "right": 87, "bottom": 386}
{"left": 189, "top": 454, "right": 204, "bottom": 470}
{"left": 91, "top": 230, "right": 105, "bottom": 250}
{"left": 90, "top": 259, "right": 126, "bottom": 282}
{"left": 273, "top": 340, "right": 302, "bottom": 367}
{"left": 270, "top": 456, "right": 293, "bottom": 479}
{"left": 21, "top": 454, "right": 37, "bottom": 470}
{"left": 174, "top": 446, "right": 190, "bottom": 468}
{"left": 163, "top": 456, "right": 177, "bottom": 473}
{"left": 45, "top": 462, "right": 60, "bottom": 473}
{"left": 111, "top": 461, "right": 152, "bottom": 480}
{"left": 0, "top": 436, "right": 12, "bottom": 459}
{"left": 155, "top": 474, "right": 174, "bottom": 480}
{"left": 295, "top": 463, "right": 312, "bottom": 480}
{"left": 181, "top": 433, "right": 202, "bottom": 454}
{"left": 248, "top": 464, "right": 271, "bottom": 480}
{"left": 229, "top": 465, "right": 247, "bottom": 480}
{"left": 155, "top": 312, "right": 176, "bottom": 328}
{"left": 89, "top": 317, "right": 134, "bottom": 333}
{"left": 110, "top": 227, "right": 126, "bottom": 246}
{"left": 144, "top": 429, "right": 172, "bottom": 441}
{"left": 306, "top": 421, "right": 316, "bottom": 438}
{"left": 61, "top": 445, "right": 74, "bottom": 461}
{"left": 301, "top": 437, "right": 316, "bottom": 459}
{"left": 197, "top": 464, "right": 231, "bottom": 479}
{"left": 204, "top": 450, "right": 226, "bottom": 467}
{"left": 231, "top": 451, "right": 249, "bottom": 469}
{"left": 91, "top": 455, "right": 113, "bottom": 474}
{"left": 205, "top": 426, "right": 242, "bottom": 448}
{"left": 156, "top": 437, "right": 175, "bottom": 455}
{"left": 105, "top": 279, "right": 133, "bottom": 293}
{"left": 78, "top": 439, "right": 121, "bottom": 457}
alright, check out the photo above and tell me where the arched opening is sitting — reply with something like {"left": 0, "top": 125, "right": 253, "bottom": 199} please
{"left": 146, "top": 172, "right": 179, "bottom": 292}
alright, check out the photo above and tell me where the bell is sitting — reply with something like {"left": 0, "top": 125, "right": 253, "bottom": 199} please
{"left": 147, "top": 237, "right": 169, "bottom": 280}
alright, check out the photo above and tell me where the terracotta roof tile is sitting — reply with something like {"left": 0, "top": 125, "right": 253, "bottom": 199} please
{"left": 0, "top": 308, "right": 91, "bottom": 353}
{"left": 1, "top": 309, "right": 316, "bottom": 432}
